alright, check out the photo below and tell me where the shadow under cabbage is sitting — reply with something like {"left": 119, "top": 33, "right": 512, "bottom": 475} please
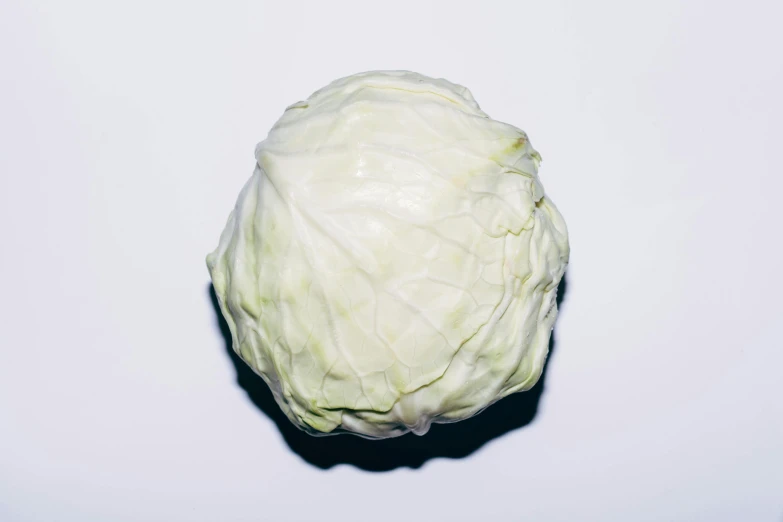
{"left": 209, "top": 275, "right": 567, "bottom": 472}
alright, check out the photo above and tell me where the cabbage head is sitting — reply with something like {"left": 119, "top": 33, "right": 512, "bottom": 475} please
{"left": 207, "top": 71, "right": 569, "bottom": 439}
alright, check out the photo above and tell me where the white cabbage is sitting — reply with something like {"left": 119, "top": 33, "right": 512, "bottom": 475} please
{"left": 207, "top": 71, "right": 569, "bottom": 439}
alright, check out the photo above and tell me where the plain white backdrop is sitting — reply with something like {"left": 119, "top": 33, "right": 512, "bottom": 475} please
{"left": 2, "top": 1, "right": 782, "bottom": 520}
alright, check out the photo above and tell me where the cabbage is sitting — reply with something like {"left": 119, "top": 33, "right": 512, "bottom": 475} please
{"left": 207, "top": 71, "right": 569, "bottom": 439}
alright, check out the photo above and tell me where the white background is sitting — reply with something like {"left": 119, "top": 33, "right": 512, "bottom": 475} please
{"left": 2, "top": 1, "right": 782, "bottom": 520}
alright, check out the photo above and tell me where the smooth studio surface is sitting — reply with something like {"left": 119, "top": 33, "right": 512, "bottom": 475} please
{"left": 1, "top": 1, "right": 781, "bottom": 521}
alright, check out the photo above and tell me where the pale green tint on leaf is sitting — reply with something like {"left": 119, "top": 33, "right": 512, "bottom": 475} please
{"left": 208, "top": 71, "right": 569, "bottom": 439}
